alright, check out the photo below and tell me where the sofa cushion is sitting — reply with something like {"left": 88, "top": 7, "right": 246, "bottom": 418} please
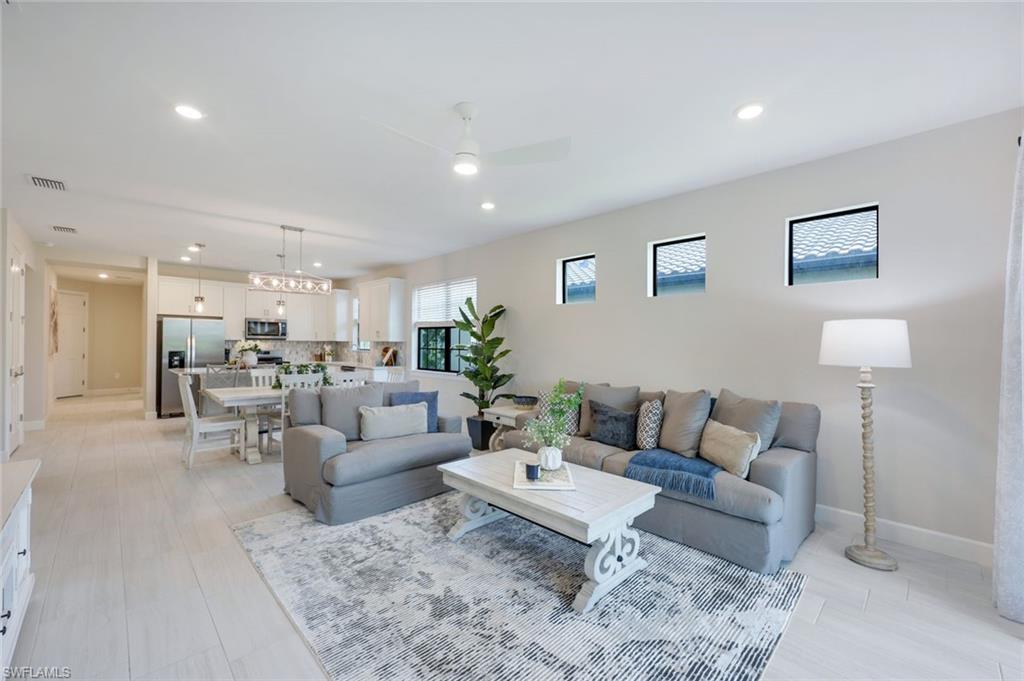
{"left": 369, "top": 380, "right": 422, "bottom": 405}
{"left": 502, "top": 429, "right": 536, "bottom": 452}
{"left": 638, "top": 390, "right": 666, "bottom": 404}
{"left": 600, "top": 450, "right": 783, "bottom": 525}
{"left": 321, "top": 384, "right": 384, "bottom": 440}
{"left": 772, "top": 402, "right": 821, "bottom": 452}
{"left": 322, "top": 432, "right": 472, "bottom": 487}
{"left": 358, "top": 403, "right": 428, "bottom": 441}
{"left": 589, "top": 400, "right": 638, "bottom": 450}
{"left": 658, "top": 389, "right": 711, "bottom": 457}
{"left": 699, "top": 419, "right": 761, "bottom": 478}
{"left": 288, "top": 388, "right": 321, "bottom": 426}
{"left": 389, "top": 390, "right": 439, "bottom": 432}
{"left": 711, "top": 388, "right": 781, "bottom": 453}
{"left": 563, "top": 436, "right": 625, "bottom": 470}
{"left": 578, "top": 385, "right": 640, "bottom": 436}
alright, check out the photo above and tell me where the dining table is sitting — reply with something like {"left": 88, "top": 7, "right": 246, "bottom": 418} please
{"left": 202, "top": 385, "right": 282, "bottom": 464}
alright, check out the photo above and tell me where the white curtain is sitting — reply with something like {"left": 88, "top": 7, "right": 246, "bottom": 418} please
{"left": 996, "top": 137, "right": 1024, "bottom": 623}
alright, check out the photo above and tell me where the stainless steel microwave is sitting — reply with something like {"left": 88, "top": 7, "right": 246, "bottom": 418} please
{"left": 246, "top": 318, "right": 288, "bottom": 340}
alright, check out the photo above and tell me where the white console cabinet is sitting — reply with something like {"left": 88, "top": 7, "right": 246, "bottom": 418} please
{"left": 1, "top": 459, "right": 40, "bottom": 668}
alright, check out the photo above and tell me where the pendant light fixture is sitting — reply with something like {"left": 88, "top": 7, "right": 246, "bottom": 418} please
{"left": 193, "top": 243, "right": 206, "bottom": 313}
{"left": 249, "top": 226, "right": 331, "bottom": 297}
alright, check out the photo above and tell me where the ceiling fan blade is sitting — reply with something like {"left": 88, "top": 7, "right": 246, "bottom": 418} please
{"left": 484, "top": 136, "right": 571, "bottom": 166}
{"left": 360, "top": 116, "right": 452, "bottom": 155}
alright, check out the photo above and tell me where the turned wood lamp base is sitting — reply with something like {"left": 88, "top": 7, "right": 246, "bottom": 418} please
{"left": 845, "top": 543, "right": 898, "bottom": 571}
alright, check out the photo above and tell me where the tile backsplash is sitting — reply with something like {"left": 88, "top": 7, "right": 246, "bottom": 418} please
{"left": 225, "top": 340, "right": 405, "bottom": 366}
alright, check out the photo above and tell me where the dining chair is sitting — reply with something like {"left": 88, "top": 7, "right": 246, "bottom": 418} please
{"left": 271, "top": 372, "right": 325, "bottom": 455}
{"left": 250, "top": 368, "right": 279, "bottom": 452}
{"left": 178, "top": 374, "right": 244, "bottom": 470}
{"left": 380, "top": 367, "right": 406, "bottom": 383}
{"left": 329, "top": 370, "right": 365, "bottom": 388}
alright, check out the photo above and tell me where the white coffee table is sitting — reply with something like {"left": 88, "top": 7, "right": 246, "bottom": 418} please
{"left": 437, "top": 448, "right": 661, "bottom": 613}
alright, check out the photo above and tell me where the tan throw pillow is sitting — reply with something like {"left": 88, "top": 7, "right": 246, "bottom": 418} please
{"left": 699, "top": 419, "right": 761, "bottom": 478}
{"left": 358, "top": 403, "right": 428, "bottom": 441}
{"left": 710, "top": 388, "right": 781, "bottom": 453}
{"left": 578, "top": 384, "right": 640, "bottom": 436}
{"left": 658, "top": 389, "right": 711, "bottom": 457}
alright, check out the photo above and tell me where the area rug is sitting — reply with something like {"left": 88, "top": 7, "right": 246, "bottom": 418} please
{"left": 233, "top": 493, "right": 804, "bottom": 681}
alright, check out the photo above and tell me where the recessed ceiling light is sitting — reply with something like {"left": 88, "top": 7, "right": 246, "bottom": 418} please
{"left": 175, "top": 104, "right": 204, "bottom": 120}
{"left": 735, "top": 103, "right": 764, "bottom": 120}
{"left": 98, "top": 273, "right": 109, "bottom": 279}
{"left": 187, "top": 244, "right": 201, "bottom": 252}
{"left": 180, "top": 255, "right": 192, "bottom": 262}
{"left": 481, "top": 202, "right": 495, "bottom": 211}
{"left": 313, "top": 262, "right": 323, "bottom": 268}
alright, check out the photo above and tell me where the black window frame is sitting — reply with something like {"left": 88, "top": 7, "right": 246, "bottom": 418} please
{"left": 560, "top": 254, "right": 596, "bottom": 305}
{"left": 651, "top": 234, "right": 707, "bottom": 297}
{"left": 787, "top": 205, "right": 879, "bottom": 286}
{"left": 416, "top": 325, "right": 467, "bottom": 374}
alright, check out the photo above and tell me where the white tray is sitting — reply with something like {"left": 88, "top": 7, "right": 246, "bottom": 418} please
{"left": 512, "top": 461, "right": 576, "bottom": 490}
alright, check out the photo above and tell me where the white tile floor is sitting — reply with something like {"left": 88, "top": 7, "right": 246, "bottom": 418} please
{"left": 8, "top": 395, "right": 1023, "bottom": 680}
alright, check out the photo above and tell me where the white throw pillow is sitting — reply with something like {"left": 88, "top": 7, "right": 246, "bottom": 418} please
{"left": 698, "top": 418, "right": 761, "bottom": 478}
{"left": 358, "top": 403, "right": 428, "bottom": 441}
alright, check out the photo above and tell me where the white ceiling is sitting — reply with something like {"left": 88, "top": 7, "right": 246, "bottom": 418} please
{"left": 52, "top": 264, "right": 144, "bottom": 286}
{"left": 4, "top": 2, "right": 1021, "bottom": 278}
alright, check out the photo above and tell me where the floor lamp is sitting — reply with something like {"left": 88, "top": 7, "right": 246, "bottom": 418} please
{"left": 819, "top": 319, "right": 912, "bottom": 571}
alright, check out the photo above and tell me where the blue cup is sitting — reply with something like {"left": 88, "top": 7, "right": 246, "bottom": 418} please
{"left": 526, "top": 463, "right": 541, "bottom": 481}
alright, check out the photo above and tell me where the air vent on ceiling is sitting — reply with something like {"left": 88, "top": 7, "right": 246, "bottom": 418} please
{"left": 30, "top": 176, "right": 66, "bottom": 191}
{"left": 51, "top": 225, "right": 77, "bottom": 234}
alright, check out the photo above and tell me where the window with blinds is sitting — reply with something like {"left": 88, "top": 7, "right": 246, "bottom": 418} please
{"left": 413, "top": 277, "right": 478, "bottom": 323}
{"left": 413, "top": 278, "right": 477, "bottom": 374}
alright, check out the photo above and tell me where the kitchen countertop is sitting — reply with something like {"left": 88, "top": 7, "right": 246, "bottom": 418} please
{"left": 2, "top": 459, "right": 41, "bottom": 530}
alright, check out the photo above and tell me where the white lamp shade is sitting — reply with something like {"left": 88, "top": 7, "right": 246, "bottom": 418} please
{"left": 819, "top": 319, "right": 912, "bottom": 368}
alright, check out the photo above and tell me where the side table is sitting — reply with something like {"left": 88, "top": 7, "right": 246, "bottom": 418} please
{"left": 481, "top": 405, "right": 526, "bottom": 451}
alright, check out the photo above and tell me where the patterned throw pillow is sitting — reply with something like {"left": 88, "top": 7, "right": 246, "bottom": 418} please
{"left": 636, "top": 400, "right": 664, "bottom": 450}
{"left": 535, "top": 389, "right": 579, "bottom": 436}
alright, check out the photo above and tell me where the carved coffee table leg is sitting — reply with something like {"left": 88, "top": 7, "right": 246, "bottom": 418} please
{"left": 448, "top": 494, "right": 509, "bottom": 540}
{"left": 573, "top": 522, "right": 646, "bottom": 613}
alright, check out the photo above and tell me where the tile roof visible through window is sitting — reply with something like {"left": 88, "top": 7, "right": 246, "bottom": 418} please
{"left": 792, "top": 209, "right": 877, "bottom": 263}
{"left": 564, "top": 257, "right": 596, "bottom": 286}
{"left": 655, "top": 238, "right": 706, "bottom": 275}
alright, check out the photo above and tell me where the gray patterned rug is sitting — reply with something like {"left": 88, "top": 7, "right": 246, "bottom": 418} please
{"left": 233, "top": 492, "right": 804, "bottom": 681}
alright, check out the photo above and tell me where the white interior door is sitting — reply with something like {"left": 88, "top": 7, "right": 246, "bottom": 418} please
{"left": 55, "top": 291, "right": 87, "bottom": 398}
{"left": 7, "top": 248, "right": 25, "bottom": 452}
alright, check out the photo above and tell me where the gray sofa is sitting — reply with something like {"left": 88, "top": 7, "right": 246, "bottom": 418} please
{"left": 283, "top": 380, "right": 472, "bottom": 525}
{"left": 502, "top": 387, "right": 819, "bottom": 574}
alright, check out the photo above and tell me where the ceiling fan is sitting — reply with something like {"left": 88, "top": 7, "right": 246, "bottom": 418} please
{"left": 364, "top": 101, "right": 571, "bottom": 176}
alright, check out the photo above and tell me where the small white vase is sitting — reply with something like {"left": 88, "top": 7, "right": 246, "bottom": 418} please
{"left": 241, "top": 351, "right": 258, "bottom": 368}
{"left": 538, "top": 446, "right": 563, "bottom": 471}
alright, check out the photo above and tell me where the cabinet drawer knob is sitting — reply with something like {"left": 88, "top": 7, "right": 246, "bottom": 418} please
{"left": 17, "top": 549, "right": 26, "bottom": 556}
{"left": 1, "top": 626, "right": 6, "bottom": 636}
{"left": 1, "top": 610, "right": 10, "bottom": 620}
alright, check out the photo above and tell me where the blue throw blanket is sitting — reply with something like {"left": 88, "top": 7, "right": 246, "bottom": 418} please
{"left": 625, "top": 449, "right": 721, "bottom": 500}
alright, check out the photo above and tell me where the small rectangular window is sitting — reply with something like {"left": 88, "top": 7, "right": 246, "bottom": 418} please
{"left": 416, "top": 326, "right": 470, "bottom": 374}
{"left": 559, "top": 255, "right": 596, "bottom": 304}
{"left": 651, "top": 235, "right": 706, "bottom": 296}
{"left": 788, "top": 205, "right": 878, "bottom": 286}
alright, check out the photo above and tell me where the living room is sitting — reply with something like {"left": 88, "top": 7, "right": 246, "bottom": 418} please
{"left": 0, "top": 2, "right": 1022, "bottom": 680}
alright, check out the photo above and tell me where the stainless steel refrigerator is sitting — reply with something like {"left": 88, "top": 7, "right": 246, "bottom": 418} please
{"left": 157, "top": 317, "right": 226, "bottom": 418}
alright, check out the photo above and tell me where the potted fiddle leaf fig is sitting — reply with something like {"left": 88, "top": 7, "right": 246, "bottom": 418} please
{"left": 454, "top": 297, "right": 514, "bottom": 450}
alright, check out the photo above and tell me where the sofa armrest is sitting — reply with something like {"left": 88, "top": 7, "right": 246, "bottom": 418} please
{"left": 437, "top": 414, "right": 463, "bottom": 434}
{"left": 515, "top": 408, "right": 540, "bottom": 430}
{"left": 283, "top": 425, "right": 347, "bottom": 494}
{"left": 748, "top": 447, "right": 817, "bottom": 548}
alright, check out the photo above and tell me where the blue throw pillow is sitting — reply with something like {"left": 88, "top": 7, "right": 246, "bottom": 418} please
{"left": 388, "top": 391, "right": 439, "bottom": 433}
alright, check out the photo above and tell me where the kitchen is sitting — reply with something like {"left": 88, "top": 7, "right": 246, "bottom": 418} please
{"left": 156, "top": 270, "right": 407, "bottom": 417}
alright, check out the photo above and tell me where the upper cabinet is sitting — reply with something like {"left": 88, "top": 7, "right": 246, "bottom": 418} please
{"left": 331, "top": 289, "right": 351, "bottom": 342}
{"left": 357, "top": 278, "right": 405, "bottom": 342}
{"left": 287, "top": 291, "right": 349, "bottom": 342}
{"left": 222, "top": 285, "right": 246, "bottom": 340}
{"left": 157, "top": 277, "right": 223, "bottom": 317}
{"left": 245, "top": 290, "right": 286, "bottom": 320}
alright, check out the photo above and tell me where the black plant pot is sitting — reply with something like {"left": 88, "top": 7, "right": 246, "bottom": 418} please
{"left": 466, "top": 416, "right": 496, "bottom": 451}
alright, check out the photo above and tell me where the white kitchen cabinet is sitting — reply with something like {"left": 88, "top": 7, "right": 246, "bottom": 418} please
{"left": 158, "top": 277, "right": 223, "bottom": 317}
{"left": 286, "top": 293, "right": 315, "bottom": 340}
{"left": 222, "top": 285, "right": 246, "bottom": 340}
{"left": 357, "top": 277, "right": 405, "bottom": 342}
{"left": 246, "top": 290, "right": 286, "bottom": 320}
{"left": 1, "top": 460, "right": 39, "bottom": 669}
{"left": 329, "top": 289, "right": 351, "bottom": 342}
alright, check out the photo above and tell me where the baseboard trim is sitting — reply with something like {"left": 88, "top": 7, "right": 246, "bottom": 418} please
{"left": 84, "top": 387, "right": 142, "bottom": 397}
{"left": 144, "top": 411, "right": 158, "bottom": 421}
{"left": 23, "top": 420, "right": 45, "bottom": 431}
{"left": 815, "top": 504, "right": 992, "bottom": 567}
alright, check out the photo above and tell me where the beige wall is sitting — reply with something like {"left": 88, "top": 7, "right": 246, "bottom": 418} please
{"left": 348, "top": 109, "right": 1019, "bottom": 547}
{"left": 57, "top": 278, "right": 144, "bottom": 391}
